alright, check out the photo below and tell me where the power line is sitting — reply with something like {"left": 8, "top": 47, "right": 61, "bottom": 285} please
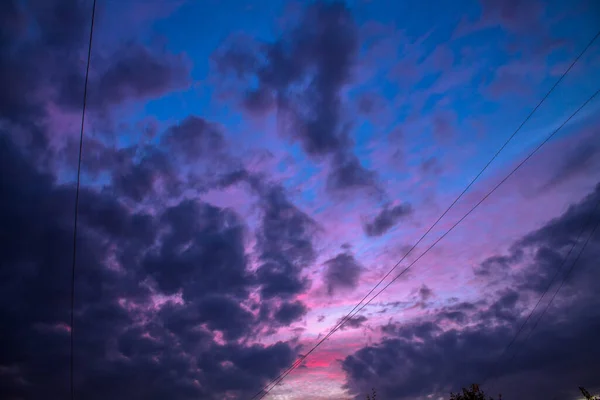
{"left": 485, "top": 201, "right": 600, "bottom": 394}
{"left": 250, "top": 29, "right": 600, "bottom": 400}
{"left": 257, "top": 86, "right": 599, "bottom": 400}
{"left": 70, "top": 1, "right": 97, "bottom": 399}
{"left": 482, "top": 199, "right": 600, "bottom": 389}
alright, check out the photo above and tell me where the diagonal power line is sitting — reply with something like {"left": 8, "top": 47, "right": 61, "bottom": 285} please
{"left": 70, "top": 1, "right": 97, "bottom": 399}
{"left": 252, "top": 32, "right": 600, "bottom": 398}
{"left": 485, "top": 200, "right": 600, "bottom": 394}
{"left": 257, "top": 86, "right": 600, "bottom": 400}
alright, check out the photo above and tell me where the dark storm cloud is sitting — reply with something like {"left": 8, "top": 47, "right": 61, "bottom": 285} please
{"left": 343, "top": 317, "right": 510, "bottom": 399}
{"left": 256, "top": 185, "right": 316, "bottom": 299}
{"left": 206, "top": 341, "right": 297, "bottom": 392}
{"left": 143, "top": 199, "right": 251, "bottom": 299}
{"left": 214, "top": 1, "right": 381, "bottom": 194}
{"left": 274, "top": 301, "right": 308, "bottom": 326}
{"left": 476, "top": 182, "right": 600, "bottom": 290}
{"left": 112, "top": 146, "right": 180, "bottom": 202}
{"left": 0, "top": 0, "right": 189, "bottom": 128}
{"left": 0, "top": 132, "right": 306, "bottom": 399}
{"left": 249, "top": 182, "right": 317, "bottom": 324}
{"left": 256, "top": 258, "right": 311, "bottom": 300}
{"left": 0, "top": 1, "right": 39, "bottom": 122}
{"left": 345, "top": 291, "right": 600, "bottom": 399}
{"left": 280, "top": 0, "right": 358, "bottom": 157}
{"left": 0, "top": 1, "right": 326, "bottom": 398}
{"left": 0, "top": 0, "right": 83, "bottom": 123}
{"left": 324, "top": 252, "right": 362, "bottom": 295}
{"left": 194, "top": 295, "right": 255, "bottom": 341}
{"left": 477, "top": 289, "right": 520, "bottom": 323}
{"left": 1, "top": 134, "right": 155, "bottom": 398}
{"left": 230, "top": 0, "right": 358, "bottom": 153}
{"left": 343, "top": 183, "right": 600, "bottom": 400}
{"left": 256, "top": 184, "right": 317, "bottom": 267}
{"left": 363, "top": 203, "right": 413, "bottom": 237}
{"left": 102, "top": 117, "right": 243, "bottom": 202}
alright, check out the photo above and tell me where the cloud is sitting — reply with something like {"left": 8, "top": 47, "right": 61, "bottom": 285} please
{"left": 411, "top": 284, "right": 434, "bottom": 309}
{"left": 343, "top": 183, "right": 600, "bottom": 400}
{"left": 213, "top": 1, "right": 381, "bottom": 195}
{"left": 111, "top": 146, "right": 179, "bottom": 202}
{"left": 0, "top": 130, "right": 305, "bottom": 399}
{"left": 143, "top": 199, "right": 251, "bottom": 298}
{"left": 255, "top": 183, "right": 317, "bottom": 269}
{"left": 338, "top": 315, "right": 368, "bottom": 330}
{"left": 215, "top": 2, "right": 357, "bottom": 156}
{"left": 432, "top": 111, "right": 457, "bottom": 145}
{"left": 256, "top": 258, "right": 311, "bottom": 300}
{"left": 248, "top": 182, "right": 317, "bottom": 327}
{"left": 363, "top": 203, "right": 413, "bottom": 237}
{"left": 420, "top": 157, "right": 442, "bottom": 176}
{"left": 477, "top": 182, "right": 600, "bottom": 288}
{"left": 274, "top": 301, "right": 309, "bottom": 326}
{"left": 327, "top": 152, "right": 380, "bottom": 195}
{"left": 161, "top": 116, "right": 226, "bottom": 163}
{"left": 324, "top": 252, "right": 362, "bottom": 295}
{"left": 92, "top": 44, "right": 189, "bottom": 107}
{"left": 0, "top": 0, "right": 190, "bottom": 130}
{"left": 478, "top": 0, "right": 544, "bottom": 35}
{"left": 82, "top": 115, "right": 244, "bottom": 203}
{"left": 59, "top": 44, "right": 190, "bottom": 113}
{"left": 541, "top": 136, "right": 600, "bottom": 191}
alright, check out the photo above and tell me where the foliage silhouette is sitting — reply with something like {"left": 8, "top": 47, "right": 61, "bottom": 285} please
{"left": 449, "top": 384, "right": 501, "bottom": 400}
{"left": 580, "top": 387, "right": 600, "bottom": 400}
{"left": 365, "top": 384, "right": 600, "bottom": 399}
{"left": 366, "top": 388, "right": 377, "bottom": 400}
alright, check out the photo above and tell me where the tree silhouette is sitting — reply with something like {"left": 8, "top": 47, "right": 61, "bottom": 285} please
{"left": 580, "top": 387, "right": 600, "bottom": 400}
{"left": 449, "top": 384, "right": 501, "bottom": 400}
{"left": 366, "top": 388, "right": 377, "bottom": 400}
{"left": 365, "top": 384, "right": 599, "bottom": 399}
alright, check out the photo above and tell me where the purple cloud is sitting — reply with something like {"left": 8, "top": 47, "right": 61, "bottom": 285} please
{"left": 213, "top": 1, "right": 381, "bottom": 195}
{"left": 343, "top": 183, "right": 600, "bottom": 400}
{"left": 324, "top": 252, "right": 363, "bottom": 295}
{"left": 363, "top": 203, "right": 413, "bottom": 237}
{"left": 337, "top": 315, "right": 368, "bottom": 330}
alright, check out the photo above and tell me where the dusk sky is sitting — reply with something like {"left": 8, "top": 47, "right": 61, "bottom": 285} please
{"left": 1, "top": 0, "right": 600, "bottom": 399}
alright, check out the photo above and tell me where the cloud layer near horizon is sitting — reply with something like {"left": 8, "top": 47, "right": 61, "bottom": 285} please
{"left": 1, "top": 1, "right": 600, "bottom": 400}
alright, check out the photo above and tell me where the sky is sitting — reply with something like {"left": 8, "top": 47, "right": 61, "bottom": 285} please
{"left": 1, "top": 0, "right": 600, "bottom": 399}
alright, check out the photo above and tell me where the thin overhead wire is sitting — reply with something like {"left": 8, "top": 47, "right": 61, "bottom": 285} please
{"left": 70, "top": 1, "right": 97, "bottom": 399}
{"left": 250, "top": 29, "right": 600, "bottom": 400}
{"left": 481, "top": 201, "right": 600, "bottom": 386}
{"left": 256, "top": 87, "right": 599, "bottom": 400}
{"left": 485, "top": 201, "right": 600, "bottom": 394}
